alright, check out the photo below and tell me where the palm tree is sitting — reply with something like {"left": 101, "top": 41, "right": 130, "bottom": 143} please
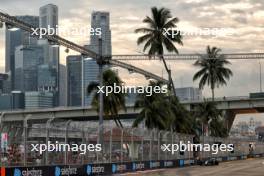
{"left": 132, "top": 81, "right": 172, "bottom": 130}
{"left": 135, "top": 7, "right": 183, "bottom": 96}
{"left": 195, "top": 100, "right": 224, "bottom": 137}
{"left": 210, "top": 117, "right": 228, "bottom": 137}
{"left": 170, "top": 96, "right": 196, "bottom": 134}
{"left": 193, "top": 46, "right": 233, "bottom": 101}
{"left": 87, "top": 69, "right": 126, "bottom": 128}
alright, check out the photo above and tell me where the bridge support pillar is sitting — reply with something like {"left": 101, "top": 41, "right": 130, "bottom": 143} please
{"left": 224, "top": 110, "right": 236, "bottom": 132}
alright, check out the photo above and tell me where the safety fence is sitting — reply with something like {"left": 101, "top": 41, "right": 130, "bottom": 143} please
{"left": 0, "top": 122, "right": 264, "bottom": 175}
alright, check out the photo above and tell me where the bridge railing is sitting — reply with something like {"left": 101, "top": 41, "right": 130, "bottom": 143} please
{"left": 0, "top": 123, "right": 263, "bottom": 167}
{"left": 180, "top": 96, "right": 250, "bottom": 103}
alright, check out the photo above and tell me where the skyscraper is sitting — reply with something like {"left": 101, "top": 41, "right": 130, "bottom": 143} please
{"left": 39, "top": 4, "right": 60, "bottom": 106}
{"left": 0, "top": 91, "right": 25, "bottom": 110}
{"left": 59, "top": 64, "right": 67, "bottom": 106}
{"left": 39, "top": 4, "right": 58, "bottom": 28}
{"left": 67, "top": 11, "right": 112, "bottom": 106}
{"left": 0, "top": 73, "right": 8, "bottom": 94}
{"left": 67, "top": 56, "right": 105, "bottom": 107}
{"left": 67, "top": 11, "right": 112, "bottom": 107}
{"left": 25, "top": 91, "right": 53, "bottom": 109}
{"left": 14, "top": 45, "right": 44, "bottom": 92}
{"left": 37, "top": 64, "right": 57, "bottom": 92}
{"left": 66, "top": 55, "right": 82, "bottom": 107}
{"left": 88, "top": 11, "right": 112, "bottom": 56}
{"left": 84, "top": 11, "right": 112, "bottom": 106}
{"left": 39, "top": 4, "right": 59, "bottom": 66}
{"left": 83, "top": 58, "right": 101, "bottom": 106}
{"left": 5, "top": 16, "right": 39, "bottom": 90}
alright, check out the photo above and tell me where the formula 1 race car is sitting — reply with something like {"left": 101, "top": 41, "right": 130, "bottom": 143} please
{"left": 197, "top": 158, "right": 219, "bottom": 166}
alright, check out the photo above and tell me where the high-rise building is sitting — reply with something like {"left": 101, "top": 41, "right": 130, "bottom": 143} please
{"left": 66, "top": 56, "right": 82, "bottom": 107}
{"left": 25, "top": 91, "right": 53, "bottom": 109}
{"left": 59, "top": 64, "right": 67, "bottom": 106}
{"left": 66, "top": 56, "right": 103, "bottom": 107}
{"left": 83, "top": 58, "right": 100, "bottom": 106}
{"left": 39, "top": 4, "right": 60, "bottom": 106}
{"left": 66, "top": 11, "right": 112, "bottom": 107}
{"left": 88, "top": 11, "right": 112, "bottom": 56}
{"left": 1, "top": 72, "right": 11, "bottom": 94}
{"left": 11, "top": 91, "right": 25, "bottom": 109}
{"left": 5, "top": 16, "right": 39, "bottom": 90}
{"left": 0, "top": 73, "right": 8, "bottom": 94}
{"left": 84, "top": 11, "right": 112, "bottom": 106}
{"left": 14, "top": 45, "right": 44, "bottom": 92}
{"left": 37, "top": 64, "right": 57, "bottom": 92}
{"left": 39, "top": 4, "right": 58, "bottom": 29}
{"left": 0, "top": 94, "right": 12, "bottom": 110}
{"left": 0, "top": 91, "right": 25, "bottom": 110}
{"left": 39, "top": 4, "right": 59, "bottom": 66}
{"left": 175, "top": 87, "right": 202, "bottom": 101}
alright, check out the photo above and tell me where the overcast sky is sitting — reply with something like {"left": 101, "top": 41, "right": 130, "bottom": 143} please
{"left": 0, "top": 0, "right": 264, "bottom": 98}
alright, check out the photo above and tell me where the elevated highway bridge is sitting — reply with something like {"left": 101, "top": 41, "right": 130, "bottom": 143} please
{"left": 1, "top": 96, "right": 264, "bottom": 130}
{"left": 182, "top": 96, "right": 264, "bottom": 129}
{"left": 0, "top": 106, "right": 139, "bottom": 123}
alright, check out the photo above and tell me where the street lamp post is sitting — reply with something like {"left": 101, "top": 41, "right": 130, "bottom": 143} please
{"left": 81, "top": 56, "right": 84, "bottom": 107}
{"left": 259, "top": 61, "right": 262, "bottom": 92}
{"left": 98, "top": 38, "right": 104, "bottom": 147}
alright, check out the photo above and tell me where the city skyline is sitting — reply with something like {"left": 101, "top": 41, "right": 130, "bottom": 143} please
{"left": 0, "top": 0, "right": 264, "bottom": 98}
{"left": 0, "top": 2, "right": 264, "bottom": 173}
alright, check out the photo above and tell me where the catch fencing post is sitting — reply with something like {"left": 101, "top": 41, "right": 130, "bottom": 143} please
{"left": 64, "top": 120, "right": 72, "bottom": 165}
{"left": 141, "top": 129, "right": 144, "bottom": 161}
{"left": 158, "top": 131, "right": 161, "bottom": 160}
{"left": 165, "top": 131, "right": 170, "bottom": 160}
{"left": 45, "top": 114, "right": 55, "bottom": 165}
{"left": 23, "top": 114, "right": 32, "bottom": 166}
{"left": 109, "top": 127, "right": 113, "bottom": 163}
{"left": 121, "top": 129, "right": 123, "bottom": 163}
{"left": 171, "top": 129, "right": 174, "bottom": 160}
{"left": 81, "top": 125, "right": 85, "bottom": 164}
{"left": 131, "top": 128, "right": 136, "bottom": 162}
{"left": 0, "top": 112, "right": 4, "bottom": 166}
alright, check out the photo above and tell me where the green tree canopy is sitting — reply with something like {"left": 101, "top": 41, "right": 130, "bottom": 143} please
{"left": 87, "top": 69, "right": 126, "bottom": 127}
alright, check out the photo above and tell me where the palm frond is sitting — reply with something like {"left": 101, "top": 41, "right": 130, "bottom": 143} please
{"left": 137, "top": 33, "right": 153, "bottom": 45}
{"left": 87, "top": 81, "right": 99, "bottom": 94}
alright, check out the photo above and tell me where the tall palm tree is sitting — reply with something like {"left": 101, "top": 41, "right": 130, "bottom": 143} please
{"left": 193, "top": 46, "right": 233, "bottom": 101}
{"left": 132, "top": 81, "right": 172, "bottom": 130}
{"left": 135, "top": 7, "right": 183, "bottom": 96}
{"left": 87, "top": 69, "right": 126, "bottom": 128}
{"left": 195, "top": 100, "right": 223, "bottom": 136}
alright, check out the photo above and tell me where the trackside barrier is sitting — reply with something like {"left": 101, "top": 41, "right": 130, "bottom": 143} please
{"left": 1, "top": 123, "right": 264, "bottom": 175}
{"left": 0, "top": 160, "right": 179, "bottom": 176}
{"left": 1, "top": 154, "right": 264, "bottom": 176}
